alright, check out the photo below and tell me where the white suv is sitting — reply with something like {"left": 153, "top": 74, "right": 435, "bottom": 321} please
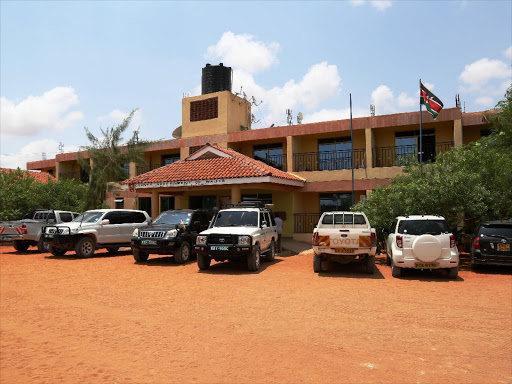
{"left": 43, "top": 209, "right": 150, "bottom": 257}
{"left": 194, "top": 202, "right": 278, "bottom": 271}
{"left": 385, "top": 215, "right": 459, "bottom": 278}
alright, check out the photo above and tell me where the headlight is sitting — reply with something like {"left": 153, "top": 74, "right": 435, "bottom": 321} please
{"left": 59, "top": 228, "right": 70, "bottom": 235}
{"left": 133, "top": 228, "right": 139, "bottom": 237}
{"left": 238, "top": 235, "right": 251, "bottom": 245}
{"left": 165, "top": 229, "right": 178, "bottom": 239}
{"left": 196, "top": 235, "right": 207, "bottom": 245}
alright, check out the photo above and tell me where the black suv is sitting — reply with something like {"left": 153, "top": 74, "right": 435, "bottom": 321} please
{"left": 131, "top": 209, "right": 212, "bottom": 263}
{"left": 470, "top": 220, "right": 512, "bottom": 268}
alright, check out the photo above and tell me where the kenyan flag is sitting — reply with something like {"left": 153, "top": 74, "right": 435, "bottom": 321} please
{"left": 420, "top": 82, "right": 444, "bottom": 119}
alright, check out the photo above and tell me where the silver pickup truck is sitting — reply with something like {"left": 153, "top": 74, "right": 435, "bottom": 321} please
{"left": 0, "top": 210, "right": 79, "bottom": 252}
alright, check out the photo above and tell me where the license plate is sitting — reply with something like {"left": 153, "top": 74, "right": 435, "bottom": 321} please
{"left": 415, "top": 262, "right": 439, "bottom": 269}
{"left": 497, "top": 243, "right": 510, "bottom": 252}
{"left": 45, "top": 234, "right": 54, "bottom": 239}
{"left": 210, "top": 245, "right": 229, "bottom": 251}
{"left": 141, "top": 240, "right": 157, "bottom": 246}
{"left": 335, "top": 248, "right": 354, "bottom": 254}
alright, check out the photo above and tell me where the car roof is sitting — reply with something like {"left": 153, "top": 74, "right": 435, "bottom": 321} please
{"left": 84, "top": 209, "right": 146, "bottom": 213}
{"left": 219, "top": 208, "right": 264, "bottom": 212}
{"left": 481, "top": 220, "right": 512, "bottom": 225}
{"left": 322, "top": 211, "right": 365, "bottom": 215}
{"left": 396, "top": 215, "right": 446, "bottom": 220}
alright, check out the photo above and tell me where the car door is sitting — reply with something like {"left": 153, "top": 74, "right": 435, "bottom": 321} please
{"left": 266, "top": 212, "right": 275, "bottom": 245}
{"left": 118, "top": 211, "right": 147, "bottom": 242}
{"left": 259, "top": 212, "right": 268, "bottom": 250}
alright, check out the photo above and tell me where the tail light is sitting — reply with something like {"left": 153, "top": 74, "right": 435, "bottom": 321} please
{"left": 473, "top": 236, "right": 480, "bottom": 250}
{"left": 450, "top": 235, "right": 456, "bottom": 249}
{"left": 312, "top": 232, "right": 319, "bottom": 246}
{"left": 396, "top": 235, "right": 403, "bottom": 248}
{"left": 21, "top": 224, "right": 27, "bottom": 235}
{"left": 370, "top": 232, "right": 377, "bottom": 246}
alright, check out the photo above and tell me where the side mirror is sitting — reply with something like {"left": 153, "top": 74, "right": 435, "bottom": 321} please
{"left": 100, "top": 219, "right": 110, "bottom": 225}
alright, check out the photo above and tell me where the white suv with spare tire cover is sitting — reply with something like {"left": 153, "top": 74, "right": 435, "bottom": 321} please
{"left": 385, "top": 215, "right": 459, "bottom": 278}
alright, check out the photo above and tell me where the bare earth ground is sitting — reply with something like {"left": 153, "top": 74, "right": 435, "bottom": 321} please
{"left": 1, "top": 245, "right": 511, "bottom": 384}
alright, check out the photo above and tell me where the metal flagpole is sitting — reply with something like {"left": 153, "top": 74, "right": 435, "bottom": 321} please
{"left": 350, "top": 93, "right": 354, "bottom": 206}
{"left": 419, "top": 79, "right": 423, "bottom": 163}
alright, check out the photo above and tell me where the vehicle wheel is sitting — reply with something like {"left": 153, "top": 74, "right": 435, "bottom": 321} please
{"left": 133, "top": 248, "right": 149, "bottom": 262}
{"left": 106, "top": 247, "right": 119, "bottom": 255}
{"left": 198, "top": 253, "right": 211, "bottom": 270}
{"left": 386, "top": 254, "right": 391, "bottom": 266}
{"left": 13, "top": 240, "right": 30, "bottom": 252}
{"left": 75, "top": 237, "right": 95, "bottom": 258}
{"left": 264, "top": 240, "right": 276, "bottom": 262}
{"left": 313, "top": 253, "right": 322, "bottom": 273}
{"left": 366, "top": 255, "right": 375, "bottom": 274}
{"left": 448, "top": 267, "right": 458, "bottom": 278}
{"left": 175, "top": 241, "right": 191, "bottom": 264}
{"left": 391, "top": 262, "right": 402, "bottom": 277}
{"left": 50, "top": 246, "right": 67, "bottom": 256}
{"left": 247, "top": 245, "right": 261, "bottom": 272}
{"left": 37, "top": 238, "right": 50, "bottom": 253}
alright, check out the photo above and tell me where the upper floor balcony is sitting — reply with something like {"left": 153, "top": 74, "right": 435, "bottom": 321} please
{"left": 254, "top": 153, "right": 287, "bottom": 172}
{"left": 293, "top": 149, "right": 366, "bottom": 172}
{"left": 372, "top": 141, "right": 454, "bottom": 167}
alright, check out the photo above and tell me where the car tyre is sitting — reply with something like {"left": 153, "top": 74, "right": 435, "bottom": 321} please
{"left": 175, "top": 241, "right": 191, "bottom": 264}
{"left": 448, "top": 267, "right": 458, "bottom": 278}
{"left": 198, "top": 253, "right": 211, "bottom": 270}
{"left": 133, "top": 248, "right": 149, "bottom": 262}
{"left": 37, "top": 238, "right": 50, "bottom": 253}
{"left": 313, "top": 253, "right": 322, "bottom": 273}
{"left": 49, "top": 246, "right": 67, "bottom": 256}
{"left": 391, "top": 262, "right": 402, "bottom": 277}
{"left": 264, "top": 240, "right": 276, "bottom": 262}
{"left": 247, "top": 244, "right": 261, "bottom": 272}
{"left": 366, "top": 255, "right": 375, "bottom": 274}
{"left": 75, "top": 237, "right": 95, "bottom": 258}
{"left": 13, "top": 240, "right": 30, "bottom": 252}
{"left": 106, "top": 247, "right": 119, "bottom": 255}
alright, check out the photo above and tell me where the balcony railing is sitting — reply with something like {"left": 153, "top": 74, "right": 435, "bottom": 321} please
{"left": 372, "top": 141, "right": 454, "bottom": 168}
{"left": 136, "top": 164, "right": 164, "bottom": 176}
{"left": 59, "top": 172, "right": 89, "bottom": 183}
{"left": 294, "top": 213, "right": 321, "bottom": 234}
{"left": 293, "top": 149, "right": 366, "bottom": 172}
{"left": 254, "top": 154, "right": 287, "bottom": 171}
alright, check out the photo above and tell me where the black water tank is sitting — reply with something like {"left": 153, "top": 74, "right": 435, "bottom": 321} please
{"left": 201, "top": 63, "right": 232, "bottom": 95}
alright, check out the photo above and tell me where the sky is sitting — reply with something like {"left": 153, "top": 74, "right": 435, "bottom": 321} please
{"left": 1, "top": 0, "right": 511, "bottom": 169}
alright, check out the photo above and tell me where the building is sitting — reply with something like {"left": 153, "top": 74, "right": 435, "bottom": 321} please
{"left": 27, "top": 65, "right": 492, "bottom": 242}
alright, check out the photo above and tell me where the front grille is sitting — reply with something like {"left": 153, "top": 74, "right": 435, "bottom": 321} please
{"left": 208, "top": 234, "right": 235, "bottom": 245}
{"left": 139, "top": 231, "right": 166, "bottom": 238}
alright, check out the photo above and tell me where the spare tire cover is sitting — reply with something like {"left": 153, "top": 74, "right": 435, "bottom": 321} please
{"left": 412, "top": 235, "right": 441, "bottom": 262}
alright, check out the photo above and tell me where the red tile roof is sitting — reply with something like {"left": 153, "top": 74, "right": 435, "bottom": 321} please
{"left": 123, "top": 144, "right": 303, "bottom": 186}
{"left": 0, "top": 168, "right": 56, "bottom": 183}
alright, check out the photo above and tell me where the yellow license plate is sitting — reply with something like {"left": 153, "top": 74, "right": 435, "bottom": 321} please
{"left": 335, "top": 248, "right": 354, "bottom": 254}
{"left": 497, "top": 243, "right": 510, "bottom": 252}
{"left": 415, "top": 262, "right": 439, "bottom": 269}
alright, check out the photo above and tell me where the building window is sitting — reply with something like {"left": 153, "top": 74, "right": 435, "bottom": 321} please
{"left": 242, "top": 194, "right": 272, "bottom": 205}
{"left": 162, "top": 154, "right": 180, "bottom": 165}
{"left": 139, "top": 197, "right": 151, "bottom": 216}
{"left": 122, "top": 163, "right": 130, "bottom": 178}
{"left": 160, "top": 197, "right": 175, "bottom": 213}
{"left": 115, "top": 198, "right": 124, "bottom": 209}
{"left": 318, "top": 137, "right": 352, "bottom": 170}
{"left": 190, "top": 97, "right": 218, "bottom": 122}
{"left": 320, "top": 193, "right": 352, "bottom": 213}
{"left": 395, "top": 129, "right": 435, "bottom": 163}
{"left": 253, "top": 144, "right": 285, "bottom": 170}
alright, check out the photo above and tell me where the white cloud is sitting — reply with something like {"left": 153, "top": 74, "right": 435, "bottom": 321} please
{"left": 350, "top": 0, "right": 392, "bottom": 11}
{"left": 0, "top": 87, "right": 84, "bottom": 139}
{"left": 398, "top": 92, "right": 416, "bottom": 108}
{"left": 474, "top": 96, "right": 495, "bottom": 107}
{"left": 504, "top": 46, "right": 512, "bottom": 59}
{"left": 0, "top": 139, "right": 79, "bottom": 170}
{"left": 302, "top": 107, "right": 368, "bottom": 124}
{"left": 205, "top": 31, "right": 280, "bottom": 74}
{"left": 459, "top": 58, "right": 510, "bottom": 89}
{"left": 371, "top": 85, "right": 395, "bottom": 114}
{"left": 423, "top": 82, "right": 435, "bottom": 90}
{"left": 97, "top": 108, "right": 143, "bottom": 132}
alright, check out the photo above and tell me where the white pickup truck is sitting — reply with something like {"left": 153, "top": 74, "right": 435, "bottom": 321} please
{"left": 312, "top": 211, "right": 377, "bottom": 274}
{"left": 0, "top": 210, "right": 79, "bottom": 252}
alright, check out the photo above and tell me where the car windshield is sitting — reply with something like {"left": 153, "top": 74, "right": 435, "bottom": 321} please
{"left": 153, "top": 211, "right": 192, "bottom": 225}
{"left": 480, "top": 224, "right": 512, "bottom": 238}
{"left": 213, "top": 211, "right": 258, "bottom": 227}
{"left": 398, "top": 219, "right": 449, "bottom": 235}
{"left": 72, "top": 211, "right": 103, "bottom": 223}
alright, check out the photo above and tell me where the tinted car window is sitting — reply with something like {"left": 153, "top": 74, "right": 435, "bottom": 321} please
{"left": 260, "top": 213, "right": 266, "bottom": 227}
{"left": 200, "top": 212, "right": 212, "bottom": 226}
{"left": 322, "top": 214, "right": 333, "bottom": 224}
{"left": 354, "top": 215, "right": 366, "bottom": 225}
{"left": 131, "top": 212, "right": 147, "bottom": 223}
{"left": 154, "top": 211, "right": 192, "bottom": 225}
{"left": 344, "top": 214, "right": 354, "bottom": 224}
{"left": 59, "top": 213, "right": 73, "bottom": 223}
{"left": 265, "top": 212, "right": 272, "bottom": 226}
{"left": 479, "top": 224, "right": 512, "bottom": 238}
{"left": 104, "top": 211, "right": 124, "bottom": 225}
{"left": 398, "top": 220, "right": 449, "bottom": 235}
{"left": 269, "top": 212, "right": 276, "bottom": 226}
{"left": 73, "top": 211, "right": 104, "bottom": 223}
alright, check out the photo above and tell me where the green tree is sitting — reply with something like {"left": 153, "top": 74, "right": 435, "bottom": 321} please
{"left": 354, "top": 85, "right": 512, "bottom": 243}
{"left": 78, "top": 109, "right": 150, "bottom": 209}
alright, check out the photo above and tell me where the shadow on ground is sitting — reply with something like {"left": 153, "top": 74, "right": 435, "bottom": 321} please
{"left": 45, "top": 249, "right": 132, "bottom": 260}
{"left": 198, "top": 258, "right": 283, "bottom": 275}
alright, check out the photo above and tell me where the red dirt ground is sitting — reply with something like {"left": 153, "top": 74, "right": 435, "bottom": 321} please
{"left": 1, "top": 245, "right": 511, "bottom": 384}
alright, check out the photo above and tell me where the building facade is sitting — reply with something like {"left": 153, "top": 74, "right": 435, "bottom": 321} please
{"left": 27, "top": 89, "right": 491, "bottom": 242}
